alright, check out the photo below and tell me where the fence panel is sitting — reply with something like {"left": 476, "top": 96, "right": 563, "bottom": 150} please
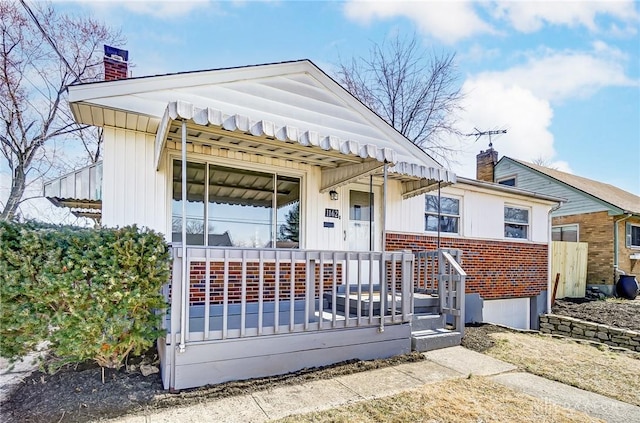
{"left": 551, "top": 241, "right": 588, "bottom": 299}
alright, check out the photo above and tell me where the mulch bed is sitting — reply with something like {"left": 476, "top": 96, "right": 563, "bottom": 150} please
{"left": 552, "top": 298, "right": 640, "bottom": 332}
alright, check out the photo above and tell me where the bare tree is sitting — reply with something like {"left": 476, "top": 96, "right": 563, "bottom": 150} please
{"left": 336, "top": 34, "right": 463, "bottom": 164}
{"left": 0, "top": 1, "right": 122, "bottom": 220}
{"left": 531, "top": 156, "right": 558, "bottom": 170}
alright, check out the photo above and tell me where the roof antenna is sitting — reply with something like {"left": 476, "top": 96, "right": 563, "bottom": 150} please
{"left": 465, "top": 128, "right": 507, "bottom": 148}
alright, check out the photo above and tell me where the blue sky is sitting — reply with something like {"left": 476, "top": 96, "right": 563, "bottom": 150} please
{"left": 50, "top": 0, "right": 640, "bottom": 198}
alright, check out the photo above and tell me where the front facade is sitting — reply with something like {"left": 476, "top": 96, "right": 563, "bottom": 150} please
{"left": 44, "top": 58, "right": 561, "bottom": 390}
{"left": 479, "top": 150, "right": 640, "bottom": 293}
{"left": 55, "top": 59, "right": 467, "bottom": 390}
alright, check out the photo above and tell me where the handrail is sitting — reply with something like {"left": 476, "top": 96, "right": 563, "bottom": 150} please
{"left": 165, "top": 246, "right": 415, "bottom": 348}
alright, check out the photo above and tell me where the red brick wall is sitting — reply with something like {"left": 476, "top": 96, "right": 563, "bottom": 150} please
{"left": 188, "top": 261, "right": 342, "bottom": 306}
{"left": 386, "top": 232, "right": 548, "bottom": 299}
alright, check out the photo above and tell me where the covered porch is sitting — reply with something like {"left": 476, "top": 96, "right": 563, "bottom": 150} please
{"left": 60, "top": 60, "right": 465, "bottom": 391}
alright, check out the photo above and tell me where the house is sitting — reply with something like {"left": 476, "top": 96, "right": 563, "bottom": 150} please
{"left": 477, "top": 147, "right": 640, "bottom": 295}
{"left": 43, "top": 50, "right": 559, "bottom": 390}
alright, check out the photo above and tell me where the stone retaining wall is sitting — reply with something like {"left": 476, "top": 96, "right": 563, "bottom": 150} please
{"left": 539, "top": 314, "right": 640, "bottom": 352}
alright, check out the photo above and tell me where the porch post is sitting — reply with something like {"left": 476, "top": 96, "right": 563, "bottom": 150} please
{"left": 382, "top": 162, "right": 387, "bottom": 252}
{"left": 179, "top": 120, "right": 188, "bottom": 353}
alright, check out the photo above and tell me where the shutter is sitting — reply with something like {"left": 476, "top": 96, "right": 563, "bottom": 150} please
{"left": 626, "top": 222, "right": 632, "bottom": 247}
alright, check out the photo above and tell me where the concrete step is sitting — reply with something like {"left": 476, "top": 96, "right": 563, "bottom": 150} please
{"left": 411, "top": 329, "right": 462, "bottom": 352}
{"left": 414, "top": 293, "right": 440, "bottom": 314}
{"left": 412, "top": 314, "right": 445, "bottom": 331}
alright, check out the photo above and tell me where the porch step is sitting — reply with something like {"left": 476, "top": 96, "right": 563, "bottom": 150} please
{"left": 411, "top": 329, "right": 462, "bottom": 352}
{"left": 413, "top": 293, "right": 439, "bottom": 314}
{"left": 412, "top": 314, "right": 445, "bottom": 331}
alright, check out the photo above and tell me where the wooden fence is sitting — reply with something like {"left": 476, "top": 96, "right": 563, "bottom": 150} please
{"left": 551, "top": 241, "right": 588, "bottom": 299}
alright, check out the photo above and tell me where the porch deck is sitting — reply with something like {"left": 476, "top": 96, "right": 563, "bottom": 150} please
{"left": 159, "top": 246, "right": 464, "bottom": 391}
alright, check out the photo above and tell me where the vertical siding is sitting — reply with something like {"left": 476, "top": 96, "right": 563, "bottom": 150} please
{"left": 102, "top": 128, "right": 167, "bottom": 234}
{"left": 495, "top": 160, "right": 609, "bottom": 217}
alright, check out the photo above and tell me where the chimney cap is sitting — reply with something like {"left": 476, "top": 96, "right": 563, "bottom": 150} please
{"left": 104, "top": 45, "right": 128, "bottom": 62}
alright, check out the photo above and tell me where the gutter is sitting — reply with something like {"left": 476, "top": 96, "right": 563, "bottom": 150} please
{"left": 547, "top": 201, "right": 564, "bottom": 314}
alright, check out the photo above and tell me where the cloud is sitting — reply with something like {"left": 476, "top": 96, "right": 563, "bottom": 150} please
{"left": 492, "top": 0, "right": 639, "bottom": 33}
{"left": 450, "top": 78, "right": 556, "bottom": 178}
{"left": 473, "top": 44, "right": 635, "bottom": 103}
{"left": 343, "top": 0, "right": 495, "bottom": 44}
{"left": 61, "top": 0, "right": 214, "bottom": 20}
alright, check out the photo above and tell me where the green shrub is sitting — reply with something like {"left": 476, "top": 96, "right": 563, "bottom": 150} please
{"left": 0, "top": 221, "right": 170, "bottom": 371}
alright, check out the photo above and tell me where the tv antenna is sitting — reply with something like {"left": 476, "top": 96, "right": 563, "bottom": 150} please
{"left": 465, "top": 128, "right": 507, "bottom": 148}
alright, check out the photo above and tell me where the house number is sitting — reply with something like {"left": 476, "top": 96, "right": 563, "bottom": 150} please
{"left": 324, "top": 208, "right": 340, "bottom": 219}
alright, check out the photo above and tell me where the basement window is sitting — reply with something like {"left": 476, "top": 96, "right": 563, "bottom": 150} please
{"left": 425, "top": 195, "right": 460, "bottom": 234}
{"left": 504, "top": 206, "right": 529, "bottom": 239}
{"left": 627, "top": 223, "right": 640, "bottom": 248}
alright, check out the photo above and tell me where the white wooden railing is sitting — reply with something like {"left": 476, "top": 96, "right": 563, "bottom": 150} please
{"left": 164, "top": 246, "right": 414, "bottom": 348}
{"left": 415, "top": 249, "right": 466, "bottom": 335}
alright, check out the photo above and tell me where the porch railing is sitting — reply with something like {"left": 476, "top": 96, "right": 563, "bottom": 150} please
{"left": 164, "top": 246, "right": 415, "bottom": 347}
{"left": 415, "top": 249, "right": 466, "bottom": 335}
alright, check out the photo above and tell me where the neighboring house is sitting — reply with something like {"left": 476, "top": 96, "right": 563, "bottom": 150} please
{"left": 43, "top": 51, "right": 559, "bottom": 390}
{"left": 477, "top": 148, "right": 640, "bottom": 295}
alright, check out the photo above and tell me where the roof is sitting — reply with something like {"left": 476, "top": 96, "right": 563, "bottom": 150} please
{"left": 456, "top": 176, "right": 564, "bottom": 204}
{"left": 502, "top": 158, "right": 640, "bottom": 214}
{"left": 67, "top": 59, "right": 454, "bottom": 185}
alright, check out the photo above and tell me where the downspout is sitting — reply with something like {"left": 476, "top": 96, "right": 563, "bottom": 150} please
{"left": 179, "top": 120, "right": 188, "bottom": 353}
{"left": 613, "top": 213, "right": 633, "bottom": 284}
{"left": 546, "top": 201, "right": 563, "bottom": 314}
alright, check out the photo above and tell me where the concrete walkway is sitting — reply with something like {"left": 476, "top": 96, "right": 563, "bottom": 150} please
{"left": 102, "top": 346, "right": 640, "bottom": 423}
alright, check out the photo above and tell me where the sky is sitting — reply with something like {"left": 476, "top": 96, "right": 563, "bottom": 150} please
{"left": 6, "top": 0, "right": 640, "bottom": 222}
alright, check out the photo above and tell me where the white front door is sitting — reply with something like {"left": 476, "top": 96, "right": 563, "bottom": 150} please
{"left": 344, "top": 185, "right": 382, "bottom": 285}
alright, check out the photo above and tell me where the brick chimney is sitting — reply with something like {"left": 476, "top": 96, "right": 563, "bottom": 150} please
{"left": 104, "top": 45, "right": 128, "bottom": 81}
{"left": 476, "top": 148, "right": 498, "bottom": 182}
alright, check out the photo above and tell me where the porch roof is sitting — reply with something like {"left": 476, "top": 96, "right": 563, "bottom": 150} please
{"left": 68, "top": 60, "right": 455, "bottom": 195}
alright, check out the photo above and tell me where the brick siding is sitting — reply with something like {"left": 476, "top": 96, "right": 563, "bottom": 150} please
{"left": 386, "top": 232, "right": 548, "bottom": 299}
{"left": 553, "top": 212, "right": 640, "bottom": 285}
{"left": 188, "top": 261, "right": 342, "bottom": 306}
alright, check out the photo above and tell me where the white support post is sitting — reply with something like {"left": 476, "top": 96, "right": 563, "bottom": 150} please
{"left": 179, "top": 120, "right": 188, "bottom": 353}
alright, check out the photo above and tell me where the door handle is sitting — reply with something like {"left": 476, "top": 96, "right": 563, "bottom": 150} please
{"left": 343, "top": 230, "right": 346, "bottom": 241}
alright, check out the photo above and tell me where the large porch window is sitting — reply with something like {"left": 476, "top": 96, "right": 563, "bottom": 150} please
{"left": 172, "top": 160, "right": 301, "bottom": 248}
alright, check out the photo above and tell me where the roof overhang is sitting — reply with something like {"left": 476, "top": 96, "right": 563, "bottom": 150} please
{"left": 155, "top": 101, "right": 455, "bottom": 195}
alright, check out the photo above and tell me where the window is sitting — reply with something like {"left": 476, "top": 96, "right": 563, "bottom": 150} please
{"left": 497, "top": 177, "right": 516, "bottom": 187}
{"left": 425, "top": 195, "right": 460, "bottom": 234}
{"left": 552, "top": 225, "right": 578, "bottom": 242}
{"left": 504, "top": 206, "right": 529, "bottom": 239}
{"left": 172, "top": 160, "right": 301, "bottom": 248}
{"left": 627, "top": 223, "right": 640, "bottom": 248}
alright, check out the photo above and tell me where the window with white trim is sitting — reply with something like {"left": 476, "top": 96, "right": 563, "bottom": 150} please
{"left": 425, "top": 195, "right": 460, "bottom": 234}
{"left": 627, "top": 223, "right": 640, "bottom": 248}
{"left": 504, "top": 206, "right": 529, "bottom": 239}
{"left": 171, "top": 160, "right": 301, "bottom": 248}
{"left": 552, "top": 224, "right": 578, "bottom": 242}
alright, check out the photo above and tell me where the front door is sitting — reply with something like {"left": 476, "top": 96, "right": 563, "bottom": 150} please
{"left": 345, "top": 185, "right": 382, "bottom": 285}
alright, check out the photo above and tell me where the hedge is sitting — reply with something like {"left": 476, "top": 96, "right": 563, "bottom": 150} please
{"left": 0, "top": 221, "right": 170, "bottom": 371}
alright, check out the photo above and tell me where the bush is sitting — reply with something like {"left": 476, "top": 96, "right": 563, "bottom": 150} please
{"left": 0, "top": 221, "right": 170, "bottom": 371}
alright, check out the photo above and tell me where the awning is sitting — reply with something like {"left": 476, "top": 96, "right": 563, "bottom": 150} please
{"left": 43, "top": 162, "right": 102, "bottom": 220}
{"left": 155, "top": 101, "right": 456, "bottom": 196}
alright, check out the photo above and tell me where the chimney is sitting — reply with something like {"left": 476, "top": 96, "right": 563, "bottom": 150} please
{"left": 476, "top": 148, "right": 498, "bottom": 182}
{"left": 103, "top": 45, "right": 129, "bottom": 81}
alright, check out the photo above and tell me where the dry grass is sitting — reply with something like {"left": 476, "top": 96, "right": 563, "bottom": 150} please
{"left": 276, "top": 377, "right": 602, "bottom": 423}
{"left": 485, "top": 332, "right": 640, "bottom": 406}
